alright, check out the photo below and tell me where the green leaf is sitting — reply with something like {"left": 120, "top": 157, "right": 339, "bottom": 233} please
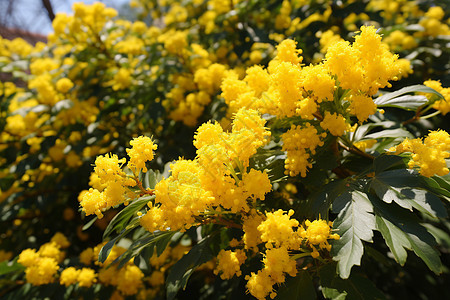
{"left": 319, "top": 263, "right": 386, "bottom": 300}
{"left": 364, "top": 128, "right": 413, "bottom": 139}
{"left": 331, "top": 191, "right": 376, "bottom": 279}
{"left": 166, "top": 236, "right": 214, "bottom": 300}
{"left": 115, "top": 231, "right": 175, "bottom": 268}
{"left": 373, "top": 197, "right": 442, "bottom": 273}
{"left": 373, "top": 154, "right": 406, "bottom": 174}
{"left": 103, "top": 195, "right": 154, "bottom": 239}
{"left": 423, "top": 223, "right": 450, "bottom": 249}
{"left": 276, "top": 271, "right": 316, "bottom": 300}
{"left": 98, "top": 236, "right": 120, "bottom": 264}
{"left": 0, "top": 259, "right": 25, "bottom": 276}
{"left": 375, "top": 214, "right": 410, "bottom": 266}
{"left": 374, "top": 95, "right": 428, "bottom": 110}
{"left": 374, "top": 85, "right": 444, "bottom": 110}
{"left": 427, "top": 176, "right": 450, "bottom": 199}
{"left": 143, "top": 170, "right": 158, "bottom": 189}
{"left": 305, "top": 179, "right": 348, "bottom": 219}
{"left": 98, "top": 223, "right": 139, "bottom": 264}
{"left": 82, "top": 216, "right": 98, "bottom": 231}
{"left": 371, "top": 170, "right": 447, "bottom": 218}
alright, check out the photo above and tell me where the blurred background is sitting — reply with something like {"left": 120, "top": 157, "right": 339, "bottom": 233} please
{"left": 0, "top": 0, "right": 131, "bottom": 40}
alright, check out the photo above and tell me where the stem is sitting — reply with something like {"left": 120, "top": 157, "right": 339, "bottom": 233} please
{"left": 338, "top": 140, "right": 375, "bottom": 160}
{"left": 203, "top": 216, "right": 242, "bottom": 229}
{"left": 291, "top": 252, "right": 312, "bottom": 260}
{"left": 313, "top": 112, "right": 324, "bottom": 121}
{"left": 133, "top": 176, "right": 154, "bottom": 195}
{"left": 402, "top": 105, "right": 438, "bottom": 125}
{"left": 420, "top": 110, "right": 441, "bottom": 120}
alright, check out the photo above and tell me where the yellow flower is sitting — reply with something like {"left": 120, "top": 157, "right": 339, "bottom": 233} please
{"left": 320, "top": 112, "right": 348, "bottom": 136}
{"left": 391, "top": 130, "right": 450, "bottom": 177}
{"left": 77, "top": 268, "right": 97, "bottom": 288}
{"left": 55, "top": 78, "right": 74, "bottom": 93}
{"left": 262, "top": 246, "right": 297, "bottom": 283}
{"left": 79, "top": 248, "right": 94, "bottom": 265}
{"left": 300, "top": 219, "right": 339, "bottom": 258}
{"left": 79, "top": 188, "right": 107, "bottom": 218}
{"left": 25, "top": 257, "right": 59, "bottom": 286}
{"left": 112, "top": 68, "right": 132, "bottom": 91}
{"left": 60, "top": 267, "right": 81, "bottom": 286}
{"left": 214, "top": 249, "right": 247, "bottom": 279}
{"left": 116, "top": 265, "right": 144, "bottom": 295}
{"left": 258, "top": 209, "right": 299, "bottom": 249}
{"left": 126, "top": 136, "right": 158, "bottom": 173}
{"left": 274, "top": 39, "right": 302, "bottom": 65}
{"left": 245, "top": 269, "right": 276, "bottom": 300}
{"left": 18, "top": 249, "right": 40, "bottom": 267}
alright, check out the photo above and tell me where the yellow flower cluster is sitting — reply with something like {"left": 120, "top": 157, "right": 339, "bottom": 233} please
{"left": 221, "top": 26, "right": 406, "bottom": 177}
{"left": 424, "top": 80, "right": 450, "bottom": 115}
{"left": 383, "top": 30, "right": 417, "bottom": 51}
{"left": 242, "top": 210, "right": 339, "bottom": 299}
{"left": 214, "top": 249, "right": 247, "bottom": 279}
{"left": 300, "top": 219, "right": 340, "bottom": 258}
{"left": 80, "top": 136, "right": 157, "bottom": 218}
{"left": 17, "top": 233, "right": 71, "bottom": 286}
{"left": 419, "top": 6, "right": 450, "bottom": 37}
{"left": 164, "top": 56, "right": 229, "bottom": 126}
{"left": 126, "top": 136, "right": 158, "bottom": 173}
{"left": 50, "top": 2, "right": 117, "bottom": 46}
{"left": 16, "top": 234, "right": 151, "bottom": 296}
{"left": 60, "top": 267, "right": 97, "bottom": 288}
{"left": 140, "top": 108, "right": 272, "bottom": 232}
{"left": 80, "top": 244, "right": 145, "bottom": 296}
{"left": 282, "top": 124, "right": 326, "bottom": 177}
{"left": 390, "top": 130, "right": 450, "bottom": 177}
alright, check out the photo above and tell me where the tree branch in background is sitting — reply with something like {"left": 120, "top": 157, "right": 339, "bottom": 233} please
{"left": 41, "top": 0, "right": 55, "bottom": 22}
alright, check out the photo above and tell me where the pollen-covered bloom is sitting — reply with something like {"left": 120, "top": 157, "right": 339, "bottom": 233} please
{"left": 424, "top": 80, "right": 450, "bottom": 115}
{"left": 390, "top": 130, "right": 450, "bottom": 177}
{"left": 60, "top": 267, "right": 81, "bottom": 286}
{"left": 282, "top": 123, "right": 326, "bottom": 177}
{"left": 126, "top": 136, "right": 158, "bottom": 173}
{"left": 245, "top": 269, "right": 276, "bottom": 300}
{"left": 77, "top": 268, "right": 97, "bottom": 288}
{"left": 299, "top": 219, "right": 340, "bottom": 258}
{"left": 320, "top": 112, "right": 348, "bottom": 136}
{"left": 214, "top": 249, "right": 247, "bottom": 279}
{"left": 262, "top": 246, "right": 297, "bottom": 283}
{"left": 257, "top": 209, "right": 300, "bottom": 249}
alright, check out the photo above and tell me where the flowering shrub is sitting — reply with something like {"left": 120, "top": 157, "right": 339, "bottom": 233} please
{"left": 1, "top": 1, "right": 450, "bottom": 299}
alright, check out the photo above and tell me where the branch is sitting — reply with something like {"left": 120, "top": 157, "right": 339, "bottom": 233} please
{"left": 41, "top": 0, "right": 55, "bottom": 22}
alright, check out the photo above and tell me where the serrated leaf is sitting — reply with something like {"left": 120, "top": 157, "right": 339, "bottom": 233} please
{"left": 305, "top": 179, "right": 348, "bottom": 219}
{"left": 166, "top": 236, "right": 214, "bottom": 300}
{"left": 103, "top": 195, "right": 154, "bottom": 239}
{"left": 371, "top": 170, "right": 447, "bottom": 218}
{"left": 426, "top": 176, "right": 450, "bottom": 200}
{"left": 319, "top": 263, "right": 386, "bottom": 300}
{"left": 276, "top": 271, "right": 316, "bottom": 300}
{"left": 331, "top": 191, "right": 376, "bottom": 279}
{"left": 373, "top": 197, "right": 442, "bottom": 273}
{"left": 374, "top": 85, "right": 444, "bottom": 110}
{"left": 373, "top": 154, "right": 406, "bottom": 174}
{"left": 375, "top": 214, "right": 410, "bottom": 265}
